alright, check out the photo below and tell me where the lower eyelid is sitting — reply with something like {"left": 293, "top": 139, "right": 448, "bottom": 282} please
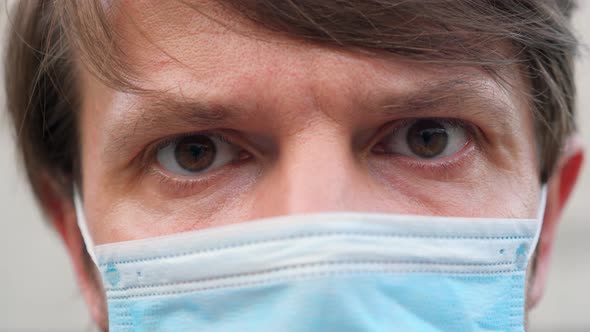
{"left": 395, "top": 140, "right": 477, "bottom": 169}
{"left": 149, "top": 163, "right": 230, "bottom": 197}
{"left": 149, "top": 150, "right": 257, "bottom": 196}
{"left": 374, "top": 145, "right": 477, "bottom": 183}
{"left": 144, "top": 120, "right": 479, "bottom": 191}
{"left": 150, "top": 131, "right": 246, "bottom": 174}
{"left": 372, "top": 118, "right": 475, "bottom": 155}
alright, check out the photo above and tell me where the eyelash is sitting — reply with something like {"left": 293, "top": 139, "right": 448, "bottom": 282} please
{"left": 374, "top": 117, "right": 474, "bottom": 142}
{"left": 141, "top": 131, "right": 247, "bottom": 194}
{"left": 143, "top": 131, "right": 236, "bottom": 165}
{"left": 393, "top": 143, "right": 476, "bottom": 176}
{"left": 372, "top": 117, "right": 479, "bottom": 174}
{"left": 140, "top": 118, "right": 481, "bottom": 194}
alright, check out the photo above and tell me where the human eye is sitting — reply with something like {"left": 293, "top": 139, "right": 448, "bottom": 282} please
{"left": 155, "top": 133, "right": 247, "bottom": 177}
{"left": 372, "top": 118, "right": 471, "bottom": 160}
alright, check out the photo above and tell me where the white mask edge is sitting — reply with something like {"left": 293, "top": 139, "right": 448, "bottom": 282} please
{"left": 73, "top": 185, "right": 548, "bottom": 267}
{"left": 73, "top": 185, "right": 98, "bottom": 265}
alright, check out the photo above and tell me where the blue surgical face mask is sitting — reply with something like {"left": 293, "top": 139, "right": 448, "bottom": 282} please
{"left": 74, "top": 189, "right": 546, "bottom": 332}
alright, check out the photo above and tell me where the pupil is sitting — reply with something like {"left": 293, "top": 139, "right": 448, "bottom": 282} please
{"left": 174, "top": 136, "right": 216, "bottom": 172}
{"left": 407, "top": 120, "right": 449, "bottom": 158}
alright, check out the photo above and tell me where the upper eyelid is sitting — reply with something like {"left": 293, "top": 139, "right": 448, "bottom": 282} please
{"left": 139, "top": 131, "right": 238, "bottom": 169}
{"left": 104, "top": 77, "right": 516, "bottom": 167}
{"left": 139, "top": 118, "right": 478, "bottom": 190}
{"left": 370, "top": 117, "right": 476, "bottom": 148}
{"left": 144, "top": 118, "right": 476, "bottom": 162}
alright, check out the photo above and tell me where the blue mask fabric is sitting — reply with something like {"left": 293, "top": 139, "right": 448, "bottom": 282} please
{"left": 75, "top": 190, "right": 546, "bottom": 332}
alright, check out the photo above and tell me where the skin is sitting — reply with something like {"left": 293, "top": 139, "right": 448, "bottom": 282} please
{"left": 45, "top": 1, "right": 585, "bottom": 329}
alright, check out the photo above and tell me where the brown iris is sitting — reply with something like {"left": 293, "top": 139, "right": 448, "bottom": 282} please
{"left": 406, "top": 119, "right": 449, "bottom": 158}
{"left": 174, "top": 135, "right": 216, "bottom": 172}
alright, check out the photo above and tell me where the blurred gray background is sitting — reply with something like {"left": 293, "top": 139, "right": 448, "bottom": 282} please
{"left": 0, "top": 1, "right": 589, "bottom": 331}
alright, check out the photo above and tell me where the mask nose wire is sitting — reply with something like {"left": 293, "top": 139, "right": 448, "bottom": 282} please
{"left": 73, "top": 186, "right": 98, "bottom": 266}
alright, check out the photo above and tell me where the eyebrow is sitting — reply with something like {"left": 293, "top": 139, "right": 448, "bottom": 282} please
{"left": 377, "top": 79, "right": 515, "bottom": 124}
{"left": 104, "top": 96, "right": 245, "bottom": 161}
{"left": 133, "top": 96, "right": 240, "bottom": 128}
{"left": 104, "top": 77, "right": 516, "bottom": 161}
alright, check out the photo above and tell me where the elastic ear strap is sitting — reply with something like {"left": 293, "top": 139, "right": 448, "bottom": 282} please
{"left": 73, "top": 186, "right": 98, "bottom": 266}
{"left": 528, "top": 185, "right": 548, "bottom": 261}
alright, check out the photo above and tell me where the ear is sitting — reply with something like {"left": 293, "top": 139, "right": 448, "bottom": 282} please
{"left": 528, "top": 134, "right": 585, "bottom": 308}
{"left": 39, "top": 179, "right": 108, "bottom": 330}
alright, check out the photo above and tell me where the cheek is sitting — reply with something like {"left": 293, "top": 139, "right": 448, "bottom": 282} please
{"left": 369, "top": 151, "right": 539, "bottom": 219}
{"left": 86, "top": 154, "right": 540, "bottom": 246}
{"left": 86, "top": 167, "right": 259, "bottom": 245}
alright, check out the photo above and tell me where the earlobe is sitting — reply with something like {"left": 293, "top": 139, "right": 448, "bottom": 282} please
{"left": 38, "top": 179, "right": 68, "bottom": 240}
{"left": 528, "top": 135, "right": 585, "bottom": 308}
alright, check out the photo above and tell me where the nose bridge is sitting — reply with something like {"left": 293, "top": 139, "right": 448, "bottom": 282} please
{"left": 259, "top": 123, "right": 367, "bottom": 216}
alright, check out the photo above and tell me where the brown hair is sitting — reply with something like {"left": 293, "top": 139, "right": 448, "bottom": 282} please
{"left": 4, "top": 0, "right": 579, "bottom": 214}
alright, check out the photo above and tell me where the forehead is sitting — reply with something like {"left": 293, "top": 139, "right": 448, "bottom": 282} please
{"left": 78, "top": 0, "right": 531, "bottom": 155}
{"left": 78, "top": 0, "right": 531, "bottom": 152}
{"left": 101, "top": 0, "right": 520, "bottom": 91}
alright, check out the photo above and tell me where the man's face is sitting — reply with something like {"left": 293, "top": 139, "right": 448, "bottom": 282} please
{"left": 78, "top": 1, "right": 541, "bottom": 245}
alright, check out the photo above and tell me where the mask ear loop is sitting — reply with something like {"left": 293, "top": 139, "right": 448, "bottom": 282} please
{"left": 528, "top": 185, "right": 548, "bottom": 262}
{"left": 73, "top": 186, "right": 98, "bottom": 266}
